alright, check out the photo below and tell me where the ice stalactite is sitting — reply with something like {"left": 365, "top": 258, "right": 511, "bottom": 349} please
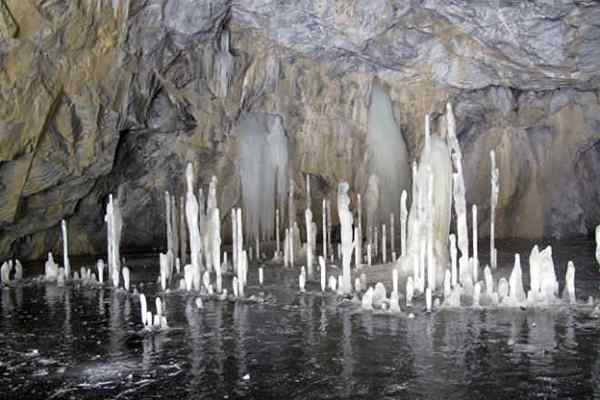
{"left": 215, "top": 29, "right": 234, "bottom": 98}
{"left": 403, "top": 113, "right": 453, "bottom": 290}
{"left": 185, "top": 163, "right": 202, "bottom": 291}
{"left": 338, "top": 182, "right": 354, "bottom": 294}
{"left": 238, "top": 113, "right": 289, "bottom": 244}
{"left": 367, "top": 84, "right": 410, "bottom": 225}
{"left": 490, "top": 150, "right": 499, "bottom": 269}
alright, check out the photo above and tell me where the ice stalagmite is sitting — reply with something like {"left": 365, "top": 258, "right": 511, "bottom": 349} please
{"left": 446, "top": 103, "right": 469, "bottom": 274}
{"left": 404, "top": 114, "right": 453, "bottom": 289}
{"left": 367, "top": 84, "right": 410, "bottom": 225}
{"left": 105, "top": 194, "right": 123, "bottom": 288}
{"left": 61, "top": 220, "right": 70, "bottom": 279}
{"left": 595, "top": 225, "right": 600, "bottom": 268}
{"left": 508, "top": 254, "right": 526, "bottom": 305}
{"left": 305, "top": 208, "right": 314, "bottom": 277}
{"left": 140, "top": 294, "right": 147, "bottom": 326}
{"left": 490, "top": 150, "right": 499, "bottom": 269}
{"left": 122, "top": 267, "right": 130, "bottom": 291}
{"left": 338, "top": 182, "right": 353, "bottom": 294}
{"left": 319, "top": 256, "right": 326, "bottom": 292}
{"left": 97, "top": 259, "right": 105, "bottom": 284}
{"left": 400, "top": 191, "right": 407, "bottom": 257}
{"left": 185, "top": 163, "right": 202, "bottom": 291}
{"left": 212, "top": 208, "right": 222, "bottom": 293}
{"left": 365, "top": 174, "right": 379, "bottom": 248}
{"left": 563, "top": 261, "right": 576, "bottom": 304}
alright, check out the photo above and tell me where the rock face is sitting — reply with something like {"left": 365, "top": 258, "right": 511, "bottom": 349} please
{"left": 1, "top": 0, "right": 600, "bottom": 260}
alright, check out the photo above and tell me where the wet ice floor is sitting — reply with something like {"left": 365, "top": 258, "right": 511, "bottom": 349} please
{"left": 2, "top": 238, "right": 600, "bottom": 399}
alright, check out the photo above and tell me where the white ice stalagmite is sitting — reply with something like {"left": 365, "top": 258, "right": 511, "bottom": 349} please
{"left": 45, "top": 252, "right": 58, "bottom": 281}
{"left": 367, "top": 84, "right": 411, "bottom": 226}
{"left": 406, "top": 276, "right": 414, "bottom": 306}
{"left": 404, "top": 113, "right": 453, "bottom": 289}
{"left": 529, "top": 245, "right": 541, "bottom": 294}
{"left": 171, "top": 195, "right": 179, "bottom": 268}
{"left": 15, "top": 260, "right": 22, "bottom": 281}
{"left": 232, "top": 276, "right": 239, "bottom": 297}
{"left": 61, "top": 220, "right": 71, "bottom": 279}
{"left": 596, "top": 225, "right": 600, "bottom": 268}
{"left": 326, "top": 199, "right": 332, "bottom": 257}
{"left": 382, "top": 224, "right": 387, "bottom": 264}
{"left": 97, "top": 259, "right": 105, "bottom": 284}
{"left": 563, "top": 261, "right": 576, "bottom": 304}
{"left": 539, "top": 246, "right": 559, "bottom": 302}
{"left": 473, "top": 282, "right": 481, "bottom": 307}
{"left": 338, "top": 182, "right": 354, "bottom": 294}
{"left": 328, "top": 275, "right": 337, "bottom": 292}
{"left": 390, "top": 213, "right": 395, "bottom": 260}
{"left": 365, "top": 174, "right": 380, "bottom": 251}
{"left": 484, "top": 266, "right": 493, "bottom": 296}
{"left": 367, "top": 244, "right": 372, "bottom": 266}
{"left": 212, "top": 207, "right": 222, "bottom": 294}
{"left": 374, "top": 226, "right": 379, "bottom": 260}
{"left": 322, "top": 200, "right": 327, "bottom": 263}
{"left": 259, "top": 267, "right": 264, "bottom": 286}
{"left": 372, "top": 282, "right": 387, "bottom": 308}
{"left": 289, "top": 179, "right": 296, "bottom": 248}
{"left": 299, "top": 266, "right": 306, "bottom": 293}
{"left": 508, "top": 254, "right": 526, "bottom": 305}
{"left": 202, "top": 270, "right": 211, "bottom": 292}
{"left": 166, "top": 191, "right": 173, "bottom": 257}
{"left": 426, "top": 287, "right": 432, "bottom": 312}
{"left": 159, "top": 253, "right": 169, "bottom": 291}
{"left": 0, "top": 262, "right": 10, "bottom": 285}
{"left": 319, "top": 256, "right": 326, "bottom": 292}
{"left": 361, "top": 287, "right": 374, "bottom": 310}
{"left": 305, "top": 208, "right": 314, "bottom": 277}
{"left": 180, "top": 196, "right": 188, "bottom": 265}
{"left": 140, "top": 294, "right": 148, "bottom": 326}
{"left": 426, "top": 168, "right": 436, "bottom": 291}
{"left": 185, "top": 164, "right": 203, "bottom": 291}
{"left": 392, "top": 268, "right": 399, "bottom": 296}
{"left": 122, "top": 267, "right": 130, "bottom": 291}
{"left": 357, "top": 195, "right": 362, "bottom": 265}
{"left": 276, "top": 208, "right": 281, "bottom": 259}
{"left": 498, "top": 278, "right": 509, "bottom": 303}
{"left": 237, "top": 208, "right": 244, "bottom": 278}
{"left": 184, "top": 265, "right": 193, "bottom": 291}
{"left": 105, "top": 194, "right": 123, "bottom": 289}
{"left": 472, "top": 205, "right": 478, "bottom": 265}
{"left": 400, "top": 191, "right": 407, "bottom": 257}
{"left": 306, "top": 174, "right": 311, "bottom": 210}
{"left": 446, "top": 103, "right": 469, "bottom": 277}
{"left": 156, "top": 297, "right": 163, "bottom": 316}
{"left": 443, "top": 269, "right": 451, "bottom": 298}
{"left": 490, "top": 150, "right": 499, "bottom": 269}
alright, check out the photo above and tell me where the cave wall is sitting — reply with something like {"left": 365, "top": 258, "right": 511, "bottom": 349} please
{"left": 1, "top": 0, "right": 600, "bottom": 260}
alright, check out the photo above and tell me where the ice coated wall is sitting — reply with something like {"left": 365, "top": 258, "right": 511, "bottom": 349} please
{"left": 237, "top": 113, "right": 288, "bottom": 241}
{"left": 367, "top": 84, "right": 410, "bottom": 224}
{"left": 2, "top": 1, "right": 600, "bottom": 259}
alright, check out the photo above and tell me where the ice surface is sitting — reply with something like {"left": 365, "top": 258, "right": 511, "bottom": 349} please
{"left": 367, "top": 85, "right": 410, "bottom": 225}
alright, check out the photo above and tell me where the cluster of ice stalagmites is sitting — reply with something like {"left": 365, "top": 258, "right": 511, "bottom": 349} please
{"left": 1, "top": 259, "right": 22, "bottom": 285}
{"left": 139, "top": 294, "right": 168, "bottom": 331}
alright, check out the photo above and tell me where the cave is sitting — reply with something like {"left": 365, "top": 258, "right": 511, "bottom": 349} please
{"left": 2, "top": 1, "right": 600, "bottom": 398}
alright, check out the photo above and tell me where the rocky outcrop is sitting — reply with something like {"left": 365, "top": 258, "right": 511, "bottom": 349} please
{"left": 1, "top": 0, "right": 600, "bottom": 260}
